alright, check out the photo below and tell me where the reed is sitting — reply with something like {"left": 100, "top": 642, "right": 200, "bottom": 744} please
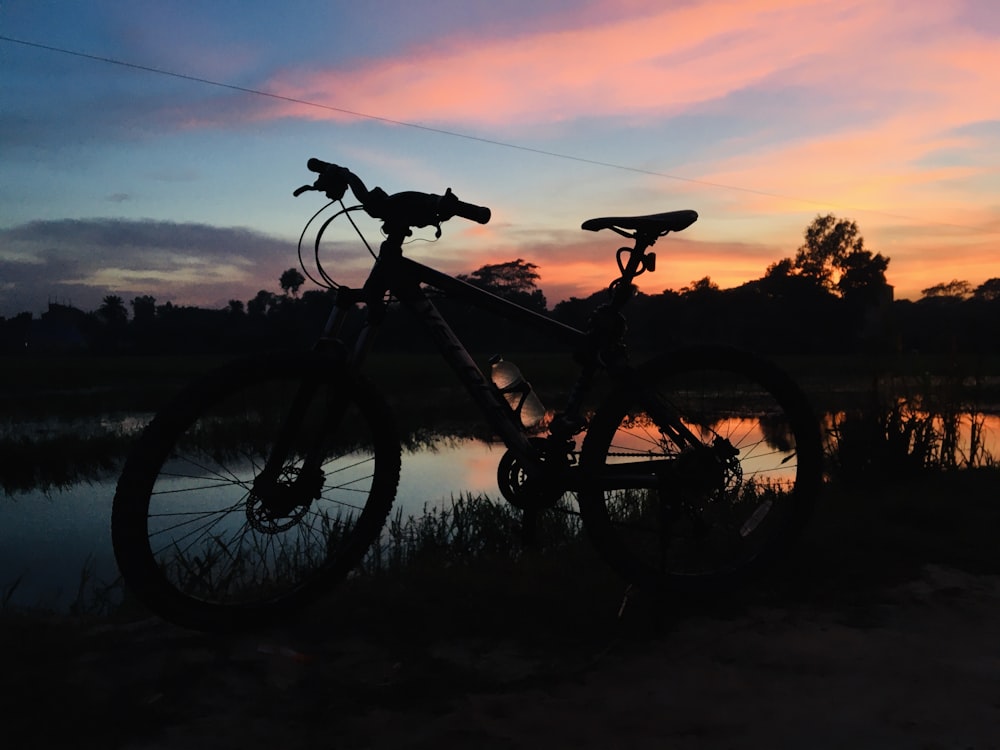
{"left": 826, "top": 370, "right": 996, "bottom": 482}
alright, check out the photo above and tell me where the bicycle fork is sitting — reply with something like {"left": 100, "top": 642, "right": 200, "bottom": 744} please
{"left": 251, "top": 285, "right": 381, "bottom": 517}
{"left": 249, "top": 372, "right": 336, "bottom": 519}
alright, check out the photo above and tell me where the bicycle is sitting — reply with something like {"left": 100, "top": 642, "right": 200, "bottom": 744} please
{"left": 111, "top": 159, "right": 823, "bottom": 631}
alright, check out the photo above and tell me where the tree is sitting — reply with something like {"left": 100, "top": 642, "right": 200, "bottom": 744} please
{"left": 131, "top": 295, "right": 156, "bottom": 325}
{"left": 247, "top": 290, "right": 276, "bottom": 318}
{"left": 227, "top": 299, "right": 245, "bottom": 316}
{"left": 680, "top": 276, "right": 719, "bottom": 297}
{"left": 836, "top": 249, "right": 891, "bottom": 306}
{"left": 764, "top": 257, "right": 794, "bottom": 281}
{"left": 279, "top": 267, "right": 306, "bottom": 297}
{"left": 764, "top": 215, "right": 891, "bottom": 305}
{"left": 457, "top": 258, "right": 547, "bottom": 311}
{"left": 99, "top": 295, "right": 128, "bottom": 325}
{"left": 794, "top": 214, "right": 866, "bottom": 289}
{"left": 757, "top": 255, "right": 828, "bottom": 303}
{"left": 921, "top": 279, "right": 972, "bottom": 301}
{"left": 973, "top": 278, "right": 1000, "bottom": 302}
{"left": 460, "top": 258, "right": 540, "bottom": 294}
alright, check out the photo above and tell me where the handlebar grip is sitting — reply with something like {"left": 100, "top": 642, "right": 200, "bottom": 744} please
{"left": 304, "top": 160, "right": 489, "bottom": 225}
{"left": 307, "top": 157, "right": 334, "bottom": 173}
{"left": 440, "top": 189, "right": 491, "bottom": 225}
{"left": 453, "top": 199, "right": 491, "bottom": 225}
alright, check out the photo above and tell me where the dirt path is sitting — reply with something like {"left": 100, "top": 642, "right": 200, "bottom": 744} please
{"left": 7, "top": 564, "right": 999, "bottom": 749}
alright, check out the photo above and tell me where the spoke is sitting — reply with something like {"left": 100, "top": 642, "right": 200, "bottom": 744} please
{"left": 150, "top": 504, "right": 245, "bottom": 560}
{"left": 151, "top": 481, "right": 249, "bottom": 496}
{"left": 148, "top": 492, "right": 245, "bottom": 533}
{"left": 324, "top": 476, "right": 375, "bottom": 493}
{"left": 157, "top": 455, "right": 254, "bottom": 490}
{"left": 323, "top": 455, "right": 376, "bottom": 475}
{"left": 115, "top": 359, "right": 399, "bottom": 617}
{"left": 299, "top": 511, "right": 334, "bottom": 557}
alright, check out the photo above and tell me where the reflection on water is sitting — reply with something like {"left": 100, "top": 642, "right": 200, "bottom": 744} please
{"left": 2, "top": 409, "right": 998, "bottom": 612}
{"left": 0, "top": 482, "right": 117, "bottom": 612}
{"left": 1, "top": 413, "right": 153, "bottom": 442}
{"left": 826, "top": 411, "right": 1000, "bottom": 471}
{"left": 608, "top": 412, "right": 800, "bottom": 487}
{"left": 0, "top": 438, "right": 502, "bottom": 611}
{"left": 397, "top": 438, "right": 503, "bottom": 513}
{"left": 0, "top": 413, "right": 155, "bottom": 495}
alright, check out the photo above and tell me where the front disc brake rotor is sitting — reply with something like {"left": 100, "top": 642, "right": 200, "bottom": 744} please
{"left": 246, "top": 466, "right": 318, "bottom": 533}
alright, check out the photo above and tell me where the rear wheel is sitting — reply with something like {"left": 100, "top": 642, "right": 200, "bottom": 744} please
{"left": 578, "top": 347, "right": 822, "bottom": 593}
{"left": 112, "top": 353, "right": 401, "bottom": 630}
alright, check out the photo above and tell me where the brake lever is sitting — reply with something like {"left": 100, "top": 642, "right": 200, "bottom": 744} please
{"left": 293, "top": 170, "right": 348, "bottom": 200}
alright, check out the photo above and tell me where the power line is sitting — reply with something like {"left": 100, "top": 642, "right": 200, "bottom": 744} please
{"left": 1, "top": 34, "right": 995, "bottom": 234}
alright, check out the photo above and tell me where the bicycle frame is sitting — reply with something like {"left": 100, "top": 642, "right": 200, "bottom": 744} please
{"left": 312, "top": 227, "right": 689, "bottom": 490}
{"left": 112, "top": 164, "right": 821, "bottom": 631}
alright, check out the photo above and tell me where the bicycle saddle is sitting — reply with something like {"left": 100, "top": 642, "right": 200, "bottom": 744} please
{"left": 581, "top": 210, "right": 698, "bottom": 235}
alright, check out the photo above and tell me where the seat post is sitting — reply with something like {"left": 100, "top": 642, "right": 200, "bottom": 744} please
{"left": 610, "top": 234, "right": 654, "bottom": 307}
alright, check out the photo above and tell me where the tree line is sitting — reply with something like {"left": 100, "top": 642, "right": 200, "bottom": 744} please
{"left": 2, "top": 215, "right": 998, "bottom": 357}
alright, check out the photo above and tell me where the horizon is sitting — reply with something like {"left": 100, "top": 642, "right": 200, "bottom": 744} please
{"left": 3, "top": 1, "right": 999, "bottom": 319}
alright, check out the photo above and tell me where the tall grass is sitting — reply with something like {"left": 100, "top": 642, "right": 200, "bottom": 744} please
{"left": 361, "top": 492, "right": 586, "bottom": 576}
{"left": 826, "top": 370, "right": 996, "bottom": 482}
{"left": 5, "top": 353, "right": 1000, "bottom": 627}
{"left": 329, "top": 492, "right": 625, "bottom": 643}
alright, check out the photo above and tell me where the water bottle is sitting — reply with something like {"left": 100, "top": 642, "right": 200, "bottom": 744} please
{"left": 489, "top": 355, "right": 546, "bottom": 428}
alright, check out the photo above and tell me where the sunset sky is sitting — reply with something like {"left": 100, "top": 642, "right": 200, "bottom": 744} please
{"left": 2, "top": 0, "right": 998, "bottom": 318}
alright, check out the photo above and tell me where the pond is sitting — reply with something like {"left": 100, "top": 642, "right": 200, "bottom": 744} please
{"left": 2, "top": 409, "right": 997, "bottom": 614}
{"left": 0, "top": 437, "right": 506, "bottom": 612}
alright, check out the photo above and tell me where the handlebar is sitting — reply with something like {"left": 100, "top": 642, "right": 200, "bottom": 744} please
{"left": 296, "top": 158, "right": 491, "bottom": 230}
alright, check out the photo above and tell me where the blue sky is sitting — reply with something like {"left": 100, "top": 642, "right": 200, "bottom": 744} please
{"left": 2, "top": 0, "right": 999, "bottom": 318}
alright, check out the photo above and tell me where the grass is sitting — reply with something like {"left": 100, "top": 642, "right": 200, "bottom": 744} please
{"left": 325, "top": 494, "right": 625, "bottom": 647}
{"left": 773, "top": 467, "right": 1000, "bottom": 618}
{"left": 337, "top": 466, "right": 1000, "bottom": 626}
{"left": 0, "top": 469, "right": 997, "bottom": 750}
{"left": 0, "top": 432, "right": 131, "bottom": 493}
{"left": 18, "top": 465, "right": 998, "bottom": 632}
{"left": 3, "top": 348, "right": 999, "bottom": 627}
{"left": 2, "top": 352, "right": 999, "bottom": 747}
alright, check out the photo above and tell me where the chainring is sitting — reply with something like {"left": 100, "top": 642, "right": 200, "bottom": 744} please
{"left": 497, "top": 437, "right": 572, "bottom": 511}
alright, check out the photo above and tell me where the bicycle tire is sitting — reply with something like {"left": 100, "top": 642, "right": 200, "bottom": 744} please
{"left": 578, "top": 346, "right": 822, "bottom": 594}
{"left": 112, "top": 352, "right": 401, "bottom": 630}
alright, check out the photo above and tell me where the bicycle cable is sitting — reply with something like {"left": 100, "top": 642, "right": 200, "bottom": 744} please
{"left": 314, "top": 202, "right": 373, "bottom": 288}
{"left": 297, "top": 199, "right": 377, "bottom": 290}
{"left": 297, "top": 199, "right": 338, "bottom": 289}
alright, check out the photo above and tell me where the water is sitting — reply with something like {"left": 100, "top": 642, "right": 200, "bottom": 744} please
{"left": 3, "top": 411, "right": 997, "bottom": 613}
{"left": 0, "top": 438, "right": 504, "bottom": 612}
{"left": 1, "top": 482, "right": 116, "bottom": 611}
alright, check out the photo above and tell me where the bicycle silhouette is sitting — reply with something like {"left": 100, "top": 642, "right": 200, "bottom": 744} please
{"left": 112, "top": 159, "right": 823, "bottom": 631}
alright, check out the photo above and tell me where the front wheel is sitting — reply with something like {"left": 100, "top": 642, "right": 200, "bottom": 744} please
{"left": 578, "top": 347, "right": 822, "bottom": 594}
{"left": 112, "top": 352, "right": 401, "bottom": 630}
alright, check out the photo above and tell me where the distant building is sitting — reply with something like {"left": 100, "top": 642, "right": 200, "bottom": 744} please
{"left": 29, "top": 303, "right": 90, "bottom": 351}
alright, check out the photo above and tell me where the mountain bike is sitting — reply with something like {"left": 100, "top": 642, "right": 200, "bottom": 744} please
{"left": 111, "top": 159, "right": 823, "bottom": 631}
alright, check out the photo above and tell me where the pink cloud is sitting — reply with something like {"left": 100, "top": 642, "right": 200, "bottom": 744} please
{"left": 259, "top": 0, "right": 933, "bottom": 128}
{"left": 241, "top": 0, "right": 999, "bottom": 303}
{"left": 249, "top": 1, "right": 998, "bottom": 228}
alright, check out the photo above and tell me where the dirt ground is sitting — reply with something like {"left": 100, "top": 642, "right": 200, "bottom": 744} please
{"left": 5, "top": 563, "right": 999, "bottom": 749}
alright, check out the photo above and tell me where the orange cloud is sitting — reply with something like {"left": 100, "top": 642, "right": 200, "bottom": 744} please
{"left": 248, "top": 0, "right": 999, "bottom": 304}
{"left": 430, "top": 221, "right": 788, "bottom": 302}
{"left": 255, "top": 1, "right": 999, "bottom": 221}
{"left": 261, "top": 0, "right": 944, "bottom": 128}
